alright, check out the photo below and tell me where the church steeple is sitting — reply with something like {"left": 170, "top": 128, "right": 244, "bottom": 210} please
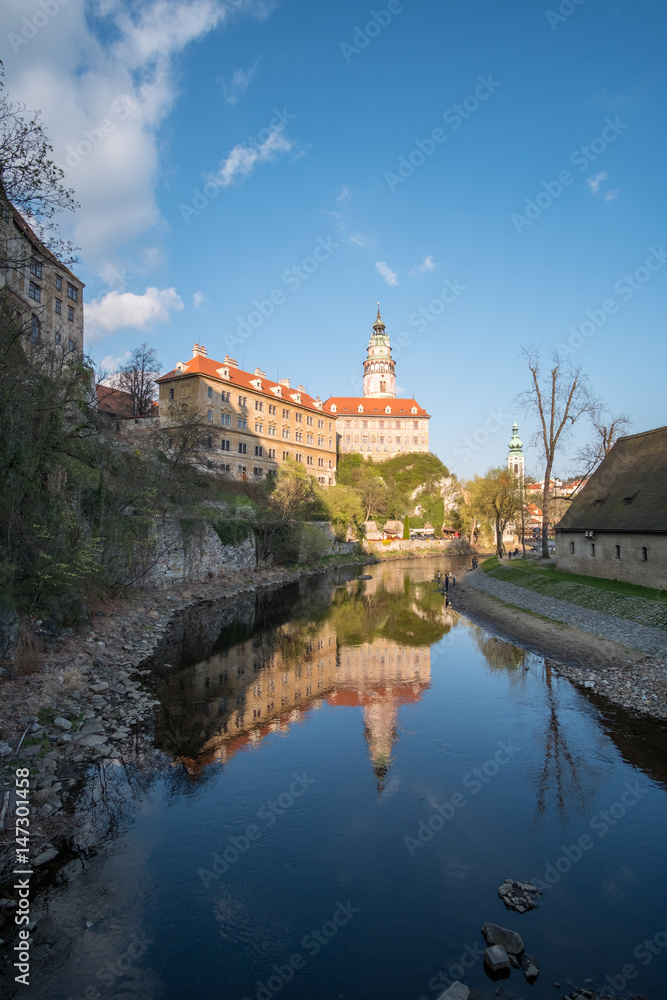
{"left": 507, "top": 421, "right": 524, "bottom": 479}
{"left": 363, "top": 304, "right": 396, "bottom": 398}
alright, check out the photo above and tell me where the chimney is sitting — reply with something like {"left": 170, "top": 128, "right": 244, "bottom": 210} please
{"left": 254, "top": 367, "right": 267, "bottom": 377}
{"left": 193, "top": 344, "right": 208, "bottom": 357}
{"left": 297, "top": 384, "right": 306, "bottom": 392}
{"left": 223, "top": 355, "right": 238, "bottom": 368}
{"left": 279, "top": 378, "right": 291, "bottom": 388}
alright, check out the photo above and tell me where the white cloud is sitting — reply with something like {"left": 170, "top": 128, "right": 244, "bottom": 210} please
{"left": 604, "top": 188, "right": 621, "bottom": 201}
{"left": 217, "top": 57, "right": 261, "bottom": 106}
{"left": 376, "top": 261, "right": 399, "bottom": 286}
{"left": 337, "top": 187, "right": 351, "bottom": 203}
{"left": 85, "top": 286, "right": 184, "bottom": 342}
{"left": 410, "top": 255, "right": 436, "bottom": 275}
{"left": 193, "top": 290, "right": 209, "bottom": 309}
{"left": 587, "top": 172, "right": 608, "bottom": 194}
{"left": 348, "top": 233, "right": 366, "bottom": 246}
{"left": 215, "top": 124, "right": 294, "bottom": 187}
{"left": 98, "top": 351, "right": 132, "bottom": 374}
{"left": 1, "top": 0, "right": 277, "bottom": 277}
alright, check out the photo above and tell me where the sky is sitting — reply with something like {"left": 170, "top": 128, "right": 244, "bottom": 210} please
{"left": 3, "top": 0, "right": 666, "bottom": 479}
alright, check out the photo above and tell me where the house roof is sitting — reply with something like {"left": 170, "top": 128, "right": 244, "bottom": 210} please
{"left": 157, "top": 351, "right": 326, "bottom": 414}
{"left": 96, "top": 384, "right": 157, "bottom": 418}
{"left": 323, "top": 397, "right": 430, "bottom": 417}
{"left": 556, "top": 425, "right": 667, "bottom": 534}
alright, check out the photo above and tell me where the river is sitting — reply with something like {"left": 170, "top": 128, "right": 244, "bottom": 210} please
{"left": 14, "top": 558, "right": 667, "bottom": 1000}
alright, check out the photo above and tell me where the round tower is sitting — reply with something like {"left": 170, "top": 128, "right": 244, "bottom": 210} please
{"left": 508, "top": 421, "right": 524, "bottom": 479}
{"left": 363, "top": 305, "right": 396, "bottom": 398}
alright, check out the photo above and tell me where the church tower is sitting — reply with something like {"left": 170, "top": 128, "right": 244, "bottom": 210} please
{"left": 363, "top": 305, "right": 396, "bottom": 398}
{"left": 508, "top": 422, "right": 524, "bottom": 479}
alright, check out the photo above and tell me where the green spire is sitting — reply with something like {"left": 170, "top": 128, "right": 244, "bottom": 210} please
{"left": 508, "top": 421, "right": 523, "bottom": 455}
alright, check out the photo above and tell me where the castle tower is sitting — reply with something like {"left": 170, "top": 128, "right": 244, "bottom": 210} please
{"left": 508, "top": 422, "right": 524, "bottom": 479}
{"left": 363, "top": 305, "right": 396, "bottom": 398}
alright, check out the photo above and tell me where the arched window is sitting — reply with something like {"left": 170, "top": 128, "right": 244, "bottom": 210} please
{"left": 30, "top": 314, "right": 40, "bottom": 344}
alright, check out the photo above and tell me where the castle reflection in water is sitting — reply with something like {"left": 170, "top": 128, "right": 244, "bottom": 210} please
{"left": 153, "top": 564, "right": 459, "bottom": 787}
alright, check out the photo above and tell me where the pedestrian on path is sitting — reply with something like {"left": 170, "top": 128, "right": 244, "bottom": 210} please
{"left": 445, "top": 574, "right": 449, "bottom": 592}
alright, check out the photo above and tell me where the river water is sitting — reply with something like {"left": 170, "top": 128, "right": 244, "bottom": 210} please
{"left": 16, "top": 558, "right": 667, "bottom": 1000}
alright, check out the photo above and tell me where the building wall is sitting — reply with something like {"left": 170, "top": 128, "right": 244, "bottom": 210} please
{"left": 556, "top": 532, "right": 667, "bottom": 589}
{"left": 0, "top": 196, "right": 84, "bottom": 355}
{"left": 159, "top": 372, "right": 337, "bottom": 484}
{"left": 336, "top": 414, "right": 430, "bottom": 462}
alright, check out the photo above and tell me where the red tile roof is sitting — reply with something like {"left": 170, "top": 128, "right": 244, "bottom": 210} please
{"left": 323, "top": 397, "right": 430, "bottom": 417}
{"left": 157, "top": 352, "right": 326, "bottom": 413}
{"left": 96, "top": 384, "right": 157, "bottom": 418}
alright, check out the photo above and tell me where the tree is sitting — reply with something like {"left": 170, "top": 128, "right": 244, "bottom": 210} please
{"left": 323, "top": 485, "right": 364, "bottom": 539}
{"left": 402, "top": 516, "right": 410, "bottom": 539}
{"left": 115, "top": 343, "right": 161, "bottom": 417}
{"left": 517, "top": 348, "right": 596, "bottom": 559}
{"left": 573, "top": 406, "right": 631, "bottom": 490}
{"left": 467, "top": 468, "right": 524, "bottom": 557}
{"left": 268, "top": 460, "right": 319, "bottom": 521}
{"left": 357, "top": 474, "right": 388, "bottom": 521}
{"left": 0, "top": 61, "right": 78, "bottom": 268}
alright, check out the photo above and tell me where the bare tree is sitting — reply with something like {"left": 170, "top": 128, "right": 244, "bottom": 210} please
{"left": 517, "top": 348, "right": 596, "bottom": 559}
{"left": 116, "top": 343, "right": 161, "bottom": 416}
{"left": 0, "top": 61, "right": 78, "bottom": 268}
{"left": 572, "top": 406, "right": 631, "bottom": 492}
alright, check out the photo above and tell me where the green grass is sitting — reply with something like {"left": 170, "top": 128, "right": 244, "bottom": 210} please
{"left": 502, "top": 558, "right": 667, "bottom": 603}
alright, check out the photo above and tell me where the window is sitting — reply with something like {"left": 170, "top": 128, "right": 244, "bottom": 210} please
{"left": 282, "top": 408, "right": 290, "bottom": 419}
{"left": 267, "top": 404, "right": 275, "bottom": 415}
{"left": 30, "top": 261, "right": 42, "bottom": 278}
{"left": 207, "top": 435, "right": 213, "bottom": 448}
{"left": 255, "top": 400, "right": 264, "bottom": 411}
{"left": 238, "top": 395, "right": 247, "bottom": 407}
{"left": 328, "top": 459, "right": 332, "bottom": 469}
{"left": 295, "top": 431, "right": 303, "bottom": 443}
{"left": 29, "top": 315, "right": 40, "bottom": 344}
{"left": 221, "top": 413, "right": 231, "bottom": 426}
{"left": 68, "top": 306, "right": 74, "bottom": 322}
{"left": 55, "top": 299, "right": 62, "bottom": 315}
{"left": 169, "top": 388, "right": 174, "bottom": 400}
{"left": 283, "top": 451, "right": 290, "bottom": 460}
{"left": 238, "top": 417, "right": 247, "bottom": 429}
{"left": 318, "top": 436, "right": 324, "bottom": 447}
{"left": 306, "top": 415, "right": 313, "bottom": 426}
{"left": 221, "top": 391, "right": 231, "bottom": 402}
{"left": 207, "top": 410, "right": 213, "bottom": 422}
{"left": 295, "top": 412, "right": 302, "bottom": 423}
{"left": 268, "top": 469, "right": 277, "bottom": 477}
{"left": 346, "top": 420, "right": 351, "bottom": 428}
{"left": 307, "top": 456, "right": 313, "bottom": 465}
{"left": 268, "top": 448, "right": 276, "bottom": 459}
{"left": 318, "top": 458, "right": 324, "bottom": 467}
{"left": 67, "top": 283, "right": 78, "bottom": 302}
{"left": 55, "top": 332, "right": 61, "bottom": 344}
{"left": 295, "top": 453, "right": 302, "bottom": 462}
{"left": 220, "top": 463, "right": 230, "bottom": 472}
{"left": 395, "top": 421, "right": 401, "bottom": 429}
{"left": 207, "top": 386, "right": 213, "bottom": 398}
{"left": 318, "top": 419, "right": 324, "bottom": 429}
{"left": 28, "top": 282, "right": 41, "bottom": 302}
{"left": 414, "top": 421, "right": 419, "bottom": 429}
{"left": 615, "top": 545, "right": 621, "bottom": 559}
{"left": 255, "top": 422, "right": 263, "bottom": 433}
{"left": 590, "top": 543, "right": 595, "bottom": 557}
{"left": 253, "top": 467, "right": 263, "bottom": 477}
{"left": 282, "top": 429, "right": 290, "bottom": 440}
{"left": 68, "top": 338, "right": 75, "bottom": 352}
{"left": 363, "top": 421, "right": 368, "bottom": 429}
{"left": 55, "top": 275, "right": 62, "bottom": 291}
{"left": 255, "top": 445, "right": 263, "bottom": 457}
{"left": 569, "top": 541, "right": 575, "bottom": 554}
{"left": 268, "top": 425, "right": 276, "bottom": 436}
{"left": 238, "top": 443, "right": 247, "bottom": 454}
{"left": 221, "top": 439, "right": 231, "bottom": 451}
{"left": 307, "top": 433, "right": 313, "bottom": 444}
{"left": 641, "top": 547, "right": 648, "bottom": 561}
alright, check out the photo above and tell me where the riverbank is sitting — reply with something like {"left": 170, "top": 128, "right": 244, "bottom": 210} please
{"left": 448, "top": 568, "right": 667, "bottom": 723}
{"left": 0, "top": 553, "right": 374, "bottom": 883}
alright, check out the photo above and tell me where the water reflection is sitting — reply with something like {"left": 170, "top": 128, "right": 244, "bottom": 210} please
{"left": 152, "top": 564, "right": 458, "bottom": 787}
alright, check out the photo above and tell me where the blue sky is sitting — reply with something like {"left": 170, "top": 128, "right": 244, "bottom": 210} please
{"left": 4, "top": 0, "right": 666, "bottom": 478}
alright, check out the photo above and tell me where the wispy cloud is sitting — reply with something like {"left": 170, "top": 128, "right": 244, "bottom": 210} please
{"left": 604, "top": 188, "right": 621, "bottom": 201}
{"left": 217, "top": 56, "right": 261, "bottom": 106}
{"left": 587, "top": 172, "right": 608, "bottom": 195}
{"left": 215, "top": 124, "right": 295, "bottom": 187}
{"left": 410, "top": 255, "right": 436, "bottom": 275}
{"left": 337, "top": 186, "right": 351, "bottom": 203}
{"left": 193, "top": 290, "right": 209, "bottom": 309}
{"left": 376, "top": 261, "right": 399, "bottom": 286}
{"left": 85, "top": 286, "right": 184, "bottom": 342}
{"left": 349, "top": 232, "right": 366, "bottom": 246}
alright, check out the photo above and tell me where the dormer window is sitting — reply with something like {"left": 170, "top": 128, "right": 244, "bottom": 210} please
{"left": 357, "top": 404, "right": 364, "bottom": 413}
{"left": 385, "top": 406, "right": 391, "bottom": 414}
{"left": 217, "top": 366, "right": 230, "bottom": 380}
{"left": 330, "top": 404, "right": 337, "bottom": 413}
{"left": 411, "top": 407, "right": 418, "bottom": 414}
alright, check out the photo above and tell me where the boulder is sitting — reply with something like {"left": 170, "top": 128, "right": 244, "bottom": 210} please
{"left": 437, "top": 983, "right": 469, "bottom": 1000}
{"left": 483, "top": 944, "right": 510, "bottom": 973}
{"left": 520, "top": 953, "right": 539, "bottom": 983}
{"left": 53, "top": 717, "right": 72, "bottom": 731}
{"left": 481, "top": 921, "right": 524, "bottom": 956}
{"left": 33, "top": 848, "right": 59, "bottom": 867}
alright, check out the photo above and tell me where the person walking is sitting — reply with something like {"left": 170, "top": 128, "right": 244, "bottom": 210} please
{"left": 445, "top": 574, "right": 449, "bottom": 592}
{"left": 452, "top": 573, "right": 456, "bottom": 587}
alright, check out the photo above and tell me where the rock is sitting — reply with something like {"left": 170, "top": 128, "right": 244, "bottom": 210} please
{"left": 89, "top": 681, "right": 109, "bottom": 693}
{"left": 76, "top": 734, "right": 109, "bottom": 748}
{"left": 483, "top": 944, "right": 510, "bottom": 973}
{"left": 53, "top": 717, "right": 72, "bottom": 731}
{"left": 57, "top": 734, "right": 73, "bottom": 744}
{"left": 147, "top": 611, "right": 160, "bottom": 619}
{"left": 80, "top": 722, "right": 105, "bottom": 735}
{"left": 0, "top": 742, "right": 13, "bottom": 757}
{"left": 520, "top": 953, "right": 539, "bottom": 983}
{"left": 437, "top": 983, "right": 469, "bottom": 1000}
{"left": 481, "top": 921, "right": 524, "bottom": 956}
{"left": 31, "top": 788, "right": 62, "bottom": 808}
{"left": 33, "top": 848, "right": 59, "bottom": 867}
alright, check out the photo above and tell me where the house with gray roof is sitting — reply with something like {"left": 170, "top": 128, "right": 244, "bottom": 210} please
{"left": 555, "top": 425, "right": 667, "bottom": 589}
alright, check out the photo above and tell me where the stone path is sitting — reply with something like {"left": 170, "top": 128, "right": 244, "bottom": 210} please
{"left": 467, "top": 570, "right": 667, "bottom": 658}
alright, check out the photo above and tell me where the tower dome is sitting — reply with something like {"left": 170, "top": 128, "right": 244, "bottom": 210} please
{"left": 507, "top": 422, "right": 524, "bottom": 478}
{"left": 363, "top": 304, "right": 396, "bottom": 398}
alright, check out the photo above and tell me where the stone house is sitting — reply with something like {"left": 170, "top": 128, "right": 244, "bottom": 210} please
{"left": 157, "top": 345, "right": 336, "bottom": 484}
{"left": 555, "top": 425, "right": 667, "bottom": 588}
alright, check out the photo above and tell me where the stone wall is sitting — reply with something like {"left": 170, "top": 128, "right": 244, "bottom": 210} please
{"left": 307, "top": 521, "right": 359, "bottom": 556}
{"left": 556, "top": 531, "right": 667, "bottom": 589}
{"left": 116, "top": 518, "right": 256, "bottom": 589}
{"left": 363, "top": 538, "right": 470, "bottom": 555}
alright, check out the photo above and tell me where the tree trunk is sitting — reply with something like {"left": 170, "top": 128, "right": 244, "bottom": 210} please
{"left": 541, "top": 462, "right": 553, "bottom": 559}
{"left": 496, "top": 513, "right": 503, "bottom": 556}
